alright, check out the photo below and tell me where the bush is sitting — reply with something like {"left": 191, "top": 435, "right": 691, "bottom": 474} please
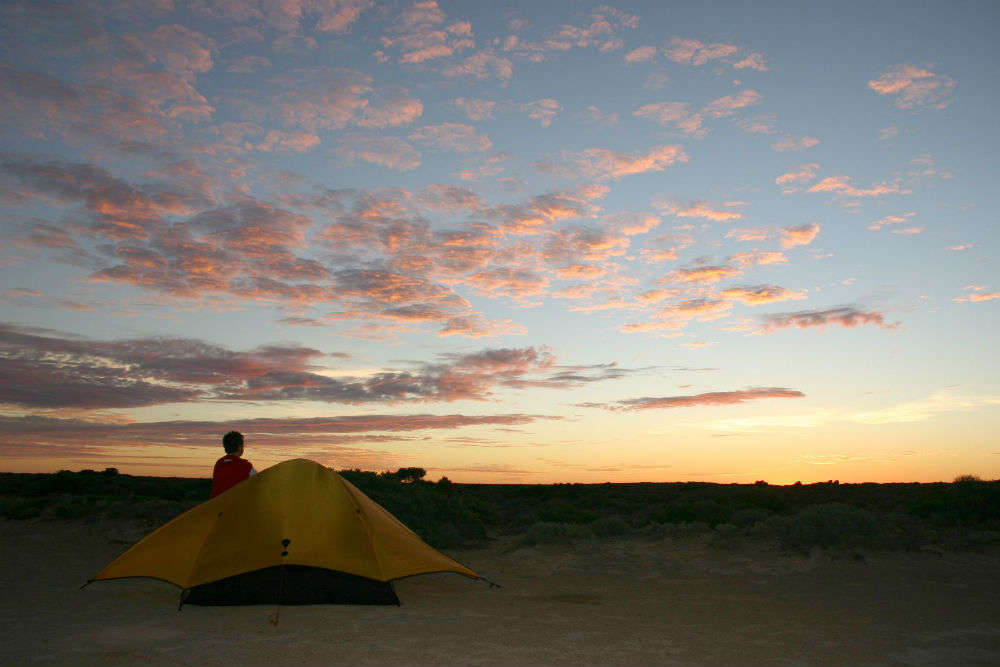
{"left": 730, "top": 508, "right": 773, "bottom": 528}
{"left": 519, "top": 522, "right": 594, "bottom": 546}
{"left": 590, "top": 516, "right": 630, "bottom": 538}
{"left": 764, "top": 503, "right": 879, "bottom": 552}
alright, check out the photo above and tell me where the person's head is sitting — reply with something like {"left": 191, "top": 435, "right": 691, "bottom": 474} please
{"left": 223, "top": 430, "right": 244, "bottom": 455}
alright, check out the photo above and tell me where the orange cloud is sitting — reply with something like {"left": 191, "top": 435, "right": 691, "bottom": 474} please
{"left": 775, "top": 163, "right": 819, "bottom": 192}
{"left": 660, "top": 199, "right": 742, "bottom": 221}
{"left": 868, "top": 64, "right": 956, "bottom": 109}
{"left": 807, "top": 176, "right": 908, "bottom": 198}
{"left": 720, "top": 285, "right": 807, "bottom": 304}
{"left": 728, "top": 251, "right": 788, "bottom": 267}
{"left": 868, "top": 212, "right": 915, "bottom": 231}
{"left": 663, "top": 265, "right": 741, "bottom": 284}
{"left": 953, "top": 286, "right": 999, "bottom": 303}
{"left": 781, "top": 223, "right": 820, "bottom": 249}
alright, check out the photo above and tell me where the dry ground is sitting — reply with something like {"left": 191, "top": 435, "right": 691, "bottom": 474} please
{"left": 2, "top": 519, "right": 999, "bottom": 667}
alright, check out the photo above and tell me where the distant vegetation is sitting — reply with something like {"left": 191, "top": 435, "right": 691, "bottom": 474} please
{"left": 2, "top": 468, "right": 999, "bottom": 553}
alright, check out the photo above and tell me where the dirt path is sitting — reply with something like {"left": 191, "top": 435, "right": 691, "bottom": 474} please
{"left": 2, "top": 520, "right": 998, "bottom": 666}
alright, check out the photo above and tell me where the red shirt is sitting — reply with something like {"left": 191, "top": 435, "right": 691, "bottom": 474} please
{"left": 210, "top": 455, "right": 255, "bottom": 498}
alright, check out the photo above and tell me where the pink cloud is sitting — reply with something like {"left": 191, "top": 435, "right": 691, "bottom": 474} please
{"left": 409, "top": 122, "right": 492, "bottom": 152}
{"left": 355, "top": 97, "right": 424, "bottom": 128}
{"left": 442, "top": 51, "right": 513, "bottom": 80}
{"left": 535, "top": 144, "right": 688, "bottom": 180}
{"left": 868, "top": 64, "right": 956, "bottom": 109}
{"left": 771, "top": 136, "right": 819, "bottom": 152}
{"left": 624, "top": 46, "right": 657, "bottom": 63}
{"left": 733, "top": 52, "right": 768, "bottom": 71}
{"left": 581, "top": 387, "right": 804, "bottom": 410}
{"left": 256, "top": 130, "right": 321, "bottom": 152}
{"left": 338, "top": 134, "right": 422, "bottom": 170}
{"left": 781, "top": 223, "right": 820, "bottom": 248}
{"left": 664, "top": 38, "right": 738, "bottom": 66}
{"left": 760, "top": 306, "right": 897, "bottom": 332}
{"left": 520, "top": 98, "right": 561, "bottom": 127}
{"left": 703, "top": 90, "right": 762, "bottom": 117}
{"left": 633, "top": 102, "right": 704, "bottom": 135}
{"left": 453, "top": 97, "right": 497, "bottom": 120}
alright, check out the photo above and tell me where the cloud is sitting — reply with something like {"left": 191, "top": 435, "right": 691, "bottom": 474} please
{"left": 728, "top": 251, "right": 788, "bottom": 267}
{"left": 453, "top": 97, "right": 496, "bottom": 120}
{"left": 663, "top": 265, "right": 741, "bottom": 284}
{"left": 775, "top": 163, "right": 819, "bottom": 190}
{"left": 953, "top": 286, "right": 999, "bottom": 303}
{"left": 337, "top": 134, "right": 422, "bottom": 171}
{"left": 465, "top": 268, "right": 549, "bottom": 301}
{"left": 703, "top": 90, "right": 762, "bottom": 117}
{"left": 720, "top": 285, "right": 807, "bottom": 304}
{"left": 0, "top": 323, "right": 633, "bottom": 409}
{"left": 535, "top": 144, "right": 688, "bottom": 180}
{"left": 659, "top": 199, "right": 741, "bottom": 221}
{"left": 228, "top": 56, "right": 272, "bottom": 73}
{"left": 520, "top": 98, "right": 561, "bottom": 127}
{"left": 624, "top": 46, "right": 657, "bottom": 63}
{"left": 0, "top": 153, "right": 215, "bottom": 240}
{"left": 633, "top": 102, "right": 704, "bottom": 135}
{"left": 850, "top": 389, "right": 1000, "bottom": 424}
{"left": 409, "top": 122, "right": 492, "bottom": 152}
{"left": 256, "top": 130, "right": 321, "bottom": 152}
{"left": 868, "top": 64, "right": 956, "bottom": 109}
{"left": 194, "top": 0, "right": 373, "bottom": 34}
{"left": 380, "top": 1, "right": 474, "bottom": 65}
{"left": 868, "top": 212, "right": 915, "bottom": 231}
{"left": 771, "top": 136, "right": 819, "bottom": 152}
{"left": 579, "top": 105, "right": 619, "bottom": 126}
{"left": 733, "top": 52, "right": 768, "bottom": 71}
{"left": 581, "top": 387, "right": 804, "bottom": 411}
{"left": 0, "top": 411, "right": 550, "bottom": 458}
{"left": 663, "top": 38, "right": 738, "bottom": 66}
{"left": 807, "top": 176, "right": 908, "bottom": 198}
{"left": 760, "top": 306, "right": 897, "bottom": 333}
{"left": 442, "top": 51, "right": 513, "bottom": 80}
{"left": 781, "top": 223, "right": 820, "bottom": 248}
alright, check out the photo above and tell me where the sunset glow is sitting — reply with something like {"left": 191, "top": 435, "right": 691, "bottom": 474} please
{"left": 1, "top": 1, "right": 997, "bottom": 483}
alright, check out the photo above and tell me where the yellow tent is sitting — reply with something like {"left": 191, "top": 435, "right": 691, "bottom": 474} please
{"left": 91, "top": 458, "right": 480, "bottom": 605}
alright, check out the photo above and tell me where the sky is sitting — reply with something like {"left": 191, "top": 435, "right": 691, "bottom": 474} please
{"left": 0, "top": 0, "right": 998, "bottom": 483}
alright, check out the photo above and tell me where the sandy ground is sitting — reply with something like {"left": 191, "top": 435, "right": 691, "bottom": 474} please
{"left": 2, "top": 519, "right": 999, "bottom": 667}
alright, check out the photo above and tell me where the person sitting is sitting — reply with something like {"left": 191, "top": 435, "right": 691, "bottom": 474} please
{"left": 210, "top": 431, "right": 256, "bottom": 498}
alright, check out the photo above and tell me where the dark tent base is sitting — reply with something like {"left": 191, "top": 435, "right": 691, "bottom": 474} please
{"left": 182, "top": 565, "right": 400, "bottom": 606}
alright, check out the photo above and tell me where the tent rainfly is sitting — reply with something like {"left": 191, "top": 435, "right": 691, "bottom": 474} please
{"left": 88, "top": 458, "right": 484, "bottom": 606}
